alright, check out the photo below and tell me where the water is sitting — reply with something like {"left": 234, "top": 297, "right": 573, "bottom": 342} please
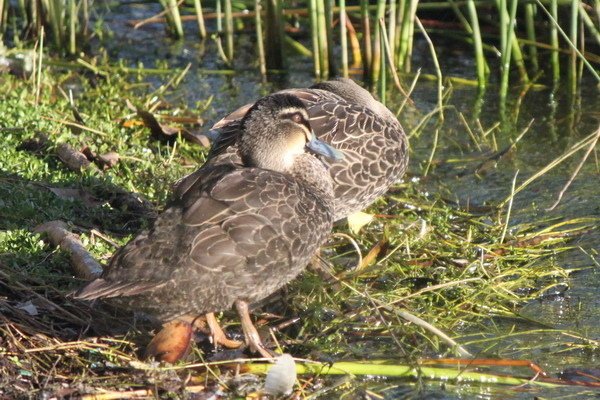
{"left": 95, "top": 4, "right": 600, "bottom": 397}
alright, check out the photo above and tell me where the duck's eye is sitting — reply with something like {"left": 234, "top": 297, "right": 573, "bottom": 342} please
{"left": 290, "top": 113, "right": 304, "bottom": 124}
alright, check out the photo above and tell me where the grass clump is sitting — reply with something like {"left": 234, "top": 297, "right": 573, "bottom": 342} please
{"left": 0, "top": 64, "right": 596, "bottom": 398}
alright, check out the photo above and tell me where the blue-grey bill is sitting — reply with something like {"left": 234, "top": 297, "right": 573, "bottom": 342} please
{"left": 306, "top": 136, "right": 344, "bottom": 161}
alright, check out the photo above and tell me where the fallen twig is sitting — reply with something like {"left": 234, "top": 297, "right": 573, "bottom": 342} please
{"left": 34, "top": 221, "right": 103, "bottom": 280}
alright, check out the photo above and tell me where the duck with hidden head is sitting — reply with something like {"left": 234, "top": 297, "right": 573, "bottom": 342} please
{"left": 201, "top": 77, "right": 409, "bottom": 223}
{"left": 73, "top": 93, "right": 343, "bottom": 362}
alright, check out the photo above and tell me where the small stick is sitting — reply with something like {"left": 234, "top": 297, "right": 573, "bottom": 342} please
{"left": 34, "top": 221, "right": 103, "bottom": 280}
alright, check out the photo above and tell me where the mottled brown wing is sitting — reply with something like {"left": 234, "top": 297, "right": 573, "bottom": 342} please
{"left": 73, "top": 167, "right": 322, "bottom": 319}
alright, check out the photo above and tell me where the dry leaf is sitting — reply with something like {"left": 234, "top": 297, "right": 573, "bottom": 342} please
{"left": 347, "top": 211, "right": 375, "bottom": 234}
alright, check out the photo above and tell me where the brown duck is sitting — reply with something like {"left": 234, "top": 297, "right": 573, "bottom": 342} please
{"left": 205, "top": 78, "right": 408, "bottom": 221}
{"left": 74, "top": 93, "right": 343, "bottom": 361}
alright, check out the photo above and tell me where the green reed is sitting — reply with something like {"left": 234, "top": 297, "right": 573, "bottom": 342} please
{"left": 369, "top": 0, "right": 386, "bottom": 86}
{"left": 568, "top": 0, "right": 578, "bottom": 94}
{"left": 158, "top": 0, "right": 183, "bottom": 38}
{"left": 265, "top": 0, "right": 284, "bottom": 70}
{"left": 308, "top": 0, "right": 321, "bottom": 77}
{"left": 550, "top": 0, "right": 561, "bottom": 81}
{"left": 193, "top": 0, "right": 207, "bottom": 38}
{"left": 339, "top": 0, "right": 348, "bottom": 78}
{"left": 224, "top": 0, "right": 234, "bottom": 61}
{"left": 255, "top": 0, "right": 266, "bottom": 76}
{"left": 2, "top": 0, "right": 599, "bottom": 92}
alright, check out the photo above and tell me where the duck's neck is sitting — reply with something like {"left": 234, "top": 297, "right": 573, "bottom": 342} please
{"left": 290, "top": 154, "right": 335, "bottom": 210}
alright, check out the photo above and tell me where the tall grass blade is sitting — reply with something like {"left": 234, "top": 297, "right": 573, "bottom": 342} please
{"left": 193, "top": 0, "right": 207, "bottom": 39}
{"left": 308, "top": 0, "right": 321, "bottom": 77}
{"left": 524, "top": 2, "right": 539, "bottom": 73}
{"left": 316, "top": 0, "right": 328, "bottom": 78}
{"left": 82, "top": 0, "right": 89, "bottom": 36}
{"left": 265, "top": 0, "right": 284, "bottom": 70}
{"left": 340, "top": 0, "right": 348, "bottom": 78}
{"left": 536, "top": 0, "right": 600, "bottom": 83}
{"left": 68, "top": 0, "right": 76, "bottom": 55}
{"left": 216, "top": 0, "right": 222, "bottom": 33}
{"left": 0, "top": 0, "right": 6, "bottom": 42}
{"left": 549, "top": 0, "right": 560, "bottom": 81}
{"left": 404, "top": 0, "right": 418, "bottom": 72}
{"left": 380, "top": 18, "right": 410, "bottom": 99}
{"left": 370, "top": 0, "right": 386, "bottom": 86}
{"left": 360, "top": 0, "right": 372, "bottom": 82}
{"left": 224, "top": 0, "right": 234, "bottom": 61}
{"left": 568, "top": 0, "right": 578, "bottom": 95}
{"left": 255, "top": 0, "right": 266, "bottom": 77}
{"left": 579, "top": 3, "right": 600, "bottom": 46}
{"left": 35, "top": 27, "right": 44, "bottom": 105}
{"left": 394, "top": 0, "right": 406, "bottom": 63}
{"left": 387, "top": 0, "right": 397, "bottom": 69}
{"left": 159, "top": 0, "right": 184, "bottom": 39}
{"left": 378, "top": 20, "right": 386, "bottom": 105}
{"left": 416, "top": 17, "right": 443, "bottom": 120}
{"left": 325, "top": 0, "right": 335, "bottom": 77}
{"left": 397, "top": 0, "right": 418, "bottom": 73}
{"left": 466, "top": 0, "right": 488, "bottom": 88}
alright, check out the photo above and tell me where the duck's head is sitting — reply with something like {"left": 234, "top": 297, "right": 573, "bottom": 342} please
{"left": 239, "top": 93, "right": 343, "bottom": 172}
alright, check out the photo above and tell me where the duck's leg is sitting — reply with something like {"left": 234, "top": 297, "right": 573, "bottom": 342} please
{"left": 234, "top": 300, "right": 273, "bottom": 358}
{"left": 204, "top": 312, "right": 243, "bottom": 349}
{"left": 144, "top": 319, "right": 193, "bottom": 363}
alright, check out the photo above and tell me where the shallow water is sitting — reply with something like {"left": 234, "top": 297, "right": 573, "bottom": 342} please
{"left": 95, "top": 4, "right": 599, "bottom": 397}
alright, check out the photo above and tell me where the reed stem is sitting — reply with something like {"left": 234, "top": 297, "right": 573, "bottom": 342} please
{"left": 68, "top": 0, "right": 76, "bottom": 54}
{"left": 370, "top": 0, "right": 386, "bottom": 85}
{"left": 579, "top": 3, "right": 600, "bottom": 46}
{"left": 308, "top": 0, "right": 321, "bottom": 77}
{"left": 255, "top": 0, "right": 266, "bottom": 76}
{"left": 340, "top": 0, "right": 349, "bottom": 78}
{"left": 568, "top": 0, "right": 578, "bottom": 95}
{"left": 416, "top": 17, "right": 443, "bottom": 120}
{"left": 466, "top": 0, "right": 487, "bottom": 88}
{"left": 224, "top": 0, "right": 234, "bottom": 61}
{"left": 265, "top": 0, "right": 284, "bottom": 70}
{"left": 524, "top": 2, "right": 539, "bottom": 73}
{"left": 193, "top": 0, "right": 207, "bottom": 39}
{"left": 316, "top": 0, "right": 329, "bottom": 78}
{"left": 325, "top": 0, "right": 335, "bottom": 77}
{"left": 379, "top": 24, "right": 387, "bottom": 106}
{"left": 550, "top": 0, "right": 560, "bottom": 81}
{"left": 159, "top": 0, "right": 183, "bottom": 39}
{"left": 360, "top": 0, "right": 372, "bottom": 83}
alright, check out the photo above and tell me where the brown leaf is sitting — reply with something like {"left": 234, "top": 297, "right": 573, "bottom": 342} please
{"left": 56, "top": 143, "right": 92, "bottom": 171}
{"left": 182, "top": 129, "right": 211, "bottom": 147}
{"left": 97, "top": 152, "right": 120, "bottom": 169}
{"left": 136, "top": 107, "right": 180, "bottom": 141}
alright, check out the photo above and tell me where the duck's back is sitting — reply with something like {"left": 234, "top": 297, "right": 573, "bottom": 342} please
{"left": 75, "top": 164, "right": 333, "bottom": 322}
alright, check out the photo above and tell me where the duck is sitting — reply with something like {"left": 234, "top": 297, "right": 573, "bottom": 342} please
{"left": 74, "top": 93, "right": 343, "bottom": 361}
{"left": 203, "top": 78, "right": 409, "bottom": 222}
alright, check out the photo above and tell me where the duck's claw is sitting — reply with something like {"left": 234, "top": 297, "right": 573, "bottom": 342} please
{"left": 235, "top": 300, "right": 274, "bottom": 359}
{"left": 205, "top": 312, "right": 244, "bottom": 349}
